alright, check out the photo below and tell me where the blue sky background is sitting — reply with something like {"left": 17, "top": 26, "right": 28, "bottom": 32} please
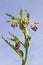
{"left": 0, "top": 0, "right": 43, "bottom": 65}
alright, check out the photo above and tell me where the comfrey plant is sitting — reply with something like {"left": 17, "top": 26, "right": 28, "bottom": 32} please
{"left": 2, "top": 9, "right": 39, "bottom": 65}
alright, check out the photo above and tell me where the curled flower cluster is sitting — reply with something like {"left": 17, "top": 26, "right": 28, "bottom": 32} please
{"left": 8, "top": 10, "right": 38, "bottom": 32}
{"left": 11, "top": 18, "right": 38, "bottom": 31}
{"left": 11, "top": 17, "right": 29, "bottom": 28}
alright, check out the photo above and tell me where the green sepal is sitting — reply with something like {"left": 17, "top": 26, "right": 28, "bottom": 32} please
{"left": 2, "top": 35, "right": 24, "bottom": 58}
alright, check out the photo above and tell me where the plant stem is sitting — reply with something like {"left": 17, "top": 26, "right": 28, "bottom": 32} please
{"left": 22, "top": 28, "right": 29, "bottom": 65}
{"left": 22, "top": 48, "right": 28, "bottom": 65}
{"left": 25, "top": 48, "right": 28, "bottom": 64}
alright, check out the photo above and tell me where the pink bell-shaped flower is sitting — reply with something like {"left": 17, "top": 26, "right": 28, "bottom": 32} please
{"left": 11, "top": 20, "right": 18, "bottom": 28}
{"left": 30, "top": 22, "right": 39, "bottom": 31}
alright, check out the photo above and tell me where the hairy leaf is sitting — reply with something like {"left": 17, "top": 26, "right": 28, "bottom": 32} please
{"left": 9, "top": 38, "right": 25, "bottom": 47}
{"left": 8, "top": 31, "right": 25, "bottom": 47}
{"left": 8, "top": 31, "right": 18, "bottom": 41}
{"left": 5, "top": 20, "right": 11, "bottom": 22}
{"left": 2, "top": 35, "right": 24, "bottom": 58}
{"left": 19, "top": 8, "right": 23, "bottom": 18}
{"left": 5, "top": 13, "right": 17, "bottom": 20}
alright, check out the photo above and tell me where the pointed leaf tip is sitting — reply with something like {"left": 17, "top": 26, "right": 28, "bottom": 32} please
{"left": 2, "top": 35, "right": 24, "bottom": 58}
{"left": 27, "top": 13, "right": 30, "bottom": 20}
{"left": 19, "top": 8, "right": 23, "bottom": 18}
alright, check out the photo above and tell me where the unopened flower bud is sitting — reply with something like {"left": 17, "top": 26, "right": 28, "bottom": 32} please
{"left": 15, "top": 43, "right": 20, "bottom": 49}
{"left": 15, "top": 41, "right": 21, "bottom": 49}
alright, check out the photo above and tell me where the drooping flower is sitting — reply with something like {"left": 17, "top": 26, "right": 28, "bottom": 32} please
{"left": 30, "top": 22, "right": 39, "bottom": 31}
{"left": 15, "top": 41, "right": 21, "bottom": 49}
{"left": 22, "top": 17, "right": 29, "bottom": 25}
{"left": 11, "top": 20, "right": 18, "bottom": 28}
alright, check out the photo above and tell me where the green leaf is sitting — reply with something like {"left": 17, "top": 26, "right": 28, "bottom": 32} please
{"left": 5, "top": 20, "right": 11, "bottom": 22}
{"left": 9, "top": 38, "right": 25, "bottom": 47}
{"left": 19, "top": 8, "right": 23, "bottom": 18}
{"left": 2, "top": 35, "right": 24, "bottom": 58}
{"left": 20, "top": 25, "right": 26, "bottom": 35}
{"left": 2, "top": 35, "right": 9, "bottom": 44}
{"left": 8, "top": 31, "right": 18, "bottom": 41}
{"left": 26, "top": 35, "right": 31, "bottom": 41}
{"left": 5, "top": 13, "right": 17, "bottom": 20}
{"left": 27, "top": 13, "right": 30, "bottom": 20}
{"left": 16, "top": 49, "right": 23, "bottom": 58}
{"left": 24, "top": 10, "right": 30, "bottom": 20}
{"left": 9, "top": 38, "right": 16, "bottom": 41}
{"left": 5, "top": 13, "right": 13, "bottom": 17}
{"left": 8, "top": 31, "right": 25, "bottom": 47}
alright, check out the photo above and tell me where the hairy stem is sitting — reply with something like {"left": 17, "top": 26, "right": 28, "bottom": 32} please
{"left": 22, "top": 48, "right": 28, "bottom": 65}
{"left": 25, "top": 48, "right": 28, "bottom": 64}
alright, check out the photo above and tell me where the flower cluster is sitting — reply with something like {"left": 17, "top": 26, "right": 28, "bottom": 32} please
{"left": 11, "top": 18, "right": 39, "bottom": 31}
